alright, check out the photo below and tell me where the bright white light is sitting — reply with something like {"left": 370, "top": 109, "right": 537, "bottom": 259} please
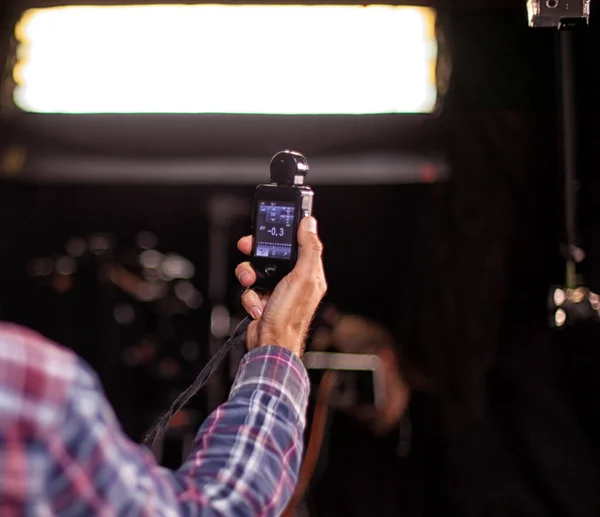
{"left": 555, "top": 308, "right": 566, "bottom": 327}
{"left": 13, "top": 4, "right": 437, "bottom": 114}
{"left": 553, "top": 288, "right": 565, "bottom": 307}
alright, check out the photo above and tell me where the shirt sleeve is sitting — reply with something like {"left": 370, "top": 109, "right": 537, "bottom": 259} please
{"left": 45, "top": 345, "right": 310, "bottom": 517}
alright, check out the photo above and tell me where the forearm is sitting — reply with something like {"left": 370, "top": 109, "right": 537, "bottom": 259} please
{"left": 176, "top": 346, "right": 310, "bottom": 516}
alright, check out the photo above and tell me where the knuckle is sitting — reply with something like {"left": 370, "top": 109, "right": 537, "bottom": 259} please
{"left": 241, "top": 288, "right": 253, "bottom": 303}
{"left": 319, "top": 277, "right": 328, "bottom": 295}
{"left": 316, "top": 276, "right": 328, "bottom": 297}
{"left": 235, "top": 262, "right": 252, "bottom": 279}
{"left": 303, "top": 234, "right": 324, "bottom": 255}
{"left": 311, "top": 238, "right": 324, "bottom": 255}
{"left": 302, "top": 274, "right": 327, "bottom": 297}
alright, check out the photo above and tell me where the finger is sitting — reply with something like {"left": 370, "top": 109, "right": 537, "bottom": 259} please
{"left": 237, "top": 236, "right": 254, "bottom": 256}
{"left": 246, "top": 320, "right": 259, "bottom": 351}
{"left": 295, "top": 216, "right": 325, "bottom": 275}
{"left": 235, "top": 262, "right": 257, "bottom": 287}
{"left": 258, "top": 291, "right": 271, "bottom": 309}
{"left": 241, "top": 288, "right": 264, "bottom": 320}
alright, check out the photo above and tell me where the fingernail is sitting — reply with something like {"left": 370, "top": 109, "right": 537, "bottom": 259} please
{"left": 306, "top": 217, "right": 317, "bottom": 233}
{"left": 239, "top": 271, "right": 249, "bottom": 284}
{"left": 251, "top": 306, "right": 262, "bottom": 319}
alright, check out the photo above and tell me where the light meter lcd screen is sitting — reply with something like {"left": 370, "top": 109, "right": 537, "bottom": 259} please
{"left": 255, "top": 201, "right": 295, "bottom": 260}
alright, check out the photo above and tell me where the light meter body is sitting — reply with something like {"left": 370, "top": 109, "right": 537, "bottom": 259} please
{"left": 250, "top": 151, "right": 314, "bottom": 290}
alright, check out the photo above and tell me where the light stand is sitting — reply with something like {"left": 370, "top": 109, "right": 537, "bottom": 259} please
{"left": 560, "top": 29, "right": 579, "bottom": 291}
{"left": 529, "top": 1, "right": 600, "bottom": 327}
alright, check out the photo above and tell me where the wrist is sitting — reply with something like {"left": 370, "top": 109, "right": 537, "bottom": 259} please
{"left": 259, "top": 332, "right": 304, "bottom": 358}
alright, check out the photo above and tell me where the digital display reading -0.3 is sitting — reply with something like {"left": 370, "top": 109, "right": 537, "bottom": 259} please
{"left": 255, "top": 201, "right": 294, "bottom": 260}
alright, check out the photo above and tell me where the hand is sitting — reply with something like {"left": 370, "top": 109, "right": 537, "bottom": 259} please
{"left": 235, "top": 217, "right": 327, "bottom": 357}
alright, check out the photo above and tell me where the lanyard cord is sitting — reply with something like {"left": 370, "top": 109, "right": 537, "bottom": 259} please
{"left": 143, "top": 315, "right": 253, "bottom": 448}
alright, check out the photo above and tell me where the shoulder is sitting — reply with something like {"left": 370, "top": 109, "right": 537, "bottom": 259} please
{"left": 0, "top": 323, "right": 90, "bottom": 431}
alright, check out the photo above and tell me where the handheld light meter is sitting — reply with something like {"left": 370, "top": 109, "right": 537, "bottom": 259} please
{"left": 251, "top": 150, "right": 314, "bottom": 290}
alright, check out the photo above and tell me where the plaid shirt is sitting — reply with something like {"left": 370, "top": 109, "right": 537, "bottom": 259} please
{"left": 0, "top": 323, "right": 310, "bottom": 516}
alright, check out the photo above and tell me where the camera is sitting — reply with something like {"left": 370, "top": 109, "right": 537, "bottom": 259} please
{"left": 250, "top": 150, "right": 314, "bottom": 290}
{"left": 527, "top": 0, "right": 590, "bottom": 28}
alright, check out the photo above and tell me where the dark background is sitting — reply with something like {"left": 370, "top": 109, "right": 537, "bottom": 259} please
{"left": 1, "top": 0, "right": 600, "bottom": 516}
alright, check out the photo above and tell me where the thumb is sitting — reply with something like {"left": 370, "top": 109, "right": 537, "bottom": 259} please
{"left": 295, "top": 216, "right": 323, "bottom": 272}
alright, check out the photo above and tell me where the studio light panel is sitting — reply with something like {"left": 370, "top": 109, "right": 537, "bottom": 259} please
{"left": 12, "top": 4, "right": 438, "bottom": 115}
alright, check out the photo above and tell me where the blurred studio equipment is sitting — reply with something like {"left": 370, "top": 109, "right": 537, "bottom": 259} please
{"left": 308, "top": 307, "right": 412, "bottom": 442}
{"left": 205, "top": 194, "right": 248, "bottom": 411}
{"left": 531, "top": 0, "right": 600, "bottom": 327}
{"left": 27, "top": 231, "right": 206, "bottom": 464}
{"left": 527, "top": 0, "right": 590, "bottom": 29}
{"left": 549, "top": 286, "right": 600, "bottom": 328}
{"left": 281, "top": 307, "right": 416, "bottom": 517}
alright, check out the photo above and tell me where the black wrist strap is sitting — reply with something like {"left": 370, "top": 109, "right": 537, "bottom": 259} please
{"left": 143, "top": 315, "right": 253, "bottom": 448}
